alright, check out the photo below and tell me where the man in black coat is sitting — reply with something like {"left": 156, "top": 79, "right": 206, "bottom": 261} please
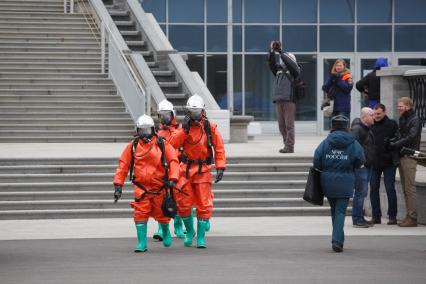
{"left": 369, "top": 104, "right": 399, "bottom": 225}
{"left": 388, "top": 97, "right": 422, "bottom": 227}
{"left": 351, "top": 107, "right": 375, "bottom": 228}
{"left": 355, "top": 57, "right": 388, "bottom": 108}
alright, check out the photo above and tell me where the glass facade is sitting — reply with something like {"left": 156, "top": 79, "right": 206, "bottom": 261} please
{"left": 142, "top": 0, "right": 426, "bottom": 122}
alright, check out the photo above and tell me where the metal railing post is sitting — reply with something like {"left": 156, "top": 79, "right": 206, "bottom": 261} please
{"left": 70, "top": 0, "right": 74, "bottom": 13}
{"left": 101, "top": 22, "right": 106, "bottom": 74}
{"left": 64, "top": 0, "right": 67, "bottom": 13}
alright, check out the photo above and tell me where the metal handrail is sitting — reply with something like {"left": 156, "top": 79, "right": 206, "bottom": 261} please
{"left": 88, "top": 0, "right": 149, "bottom": 118}
{"left": 75, "top": 0, "right": 101, "bottom": 45}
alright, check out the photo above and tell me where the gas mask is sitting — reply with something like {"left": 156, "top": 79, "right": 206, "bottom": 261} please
{"left": 188, "top": 108, "right": 203, "bottom": 121}
{"left": 158, "top": 110, "right": 173, "bottom": 126}
{"left": 137, "top": 127, "right": 154, "bottom": 142}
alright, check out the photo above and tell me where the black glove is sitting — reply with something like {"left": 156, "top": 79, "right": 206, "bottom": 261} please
{"left": 400, "top": 147, "right": 416, "bottom": 156}
{"left": 183, "top": 115, "right": 191, "bottom": 134}
{"left": 114, "top": 185, "right": 122, "bottom": 203}
{"left": 330, "top": 73, "right": 339, "bottom": 83}
{"left": 215, "top": 169, "right": 224, "bottom": 183}
{"left": 166, "top": 180, "right": 176, "bottom": 189}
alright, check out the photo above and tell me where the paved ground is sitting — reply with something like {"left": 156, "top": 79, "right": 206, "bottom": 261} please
{"left": 1, "top": 236, "right": 425, "bottom": 284}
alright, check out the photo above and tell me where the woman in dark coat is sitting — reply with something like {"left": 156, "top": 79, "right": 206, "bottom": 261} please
{"left": 313, "top": 115, "right": 365, "bottom": 252}
{"left": 322, "top": 59, "right": 353, "bottom": 119}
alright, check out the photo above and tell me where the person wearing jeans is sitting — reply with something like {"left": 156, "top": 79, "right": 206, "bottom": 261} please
{"left": 370, "top": 166, "right": 397, "bottom": 223}
{"left": 350, "top": 108, "right": 375, "bottom": 227}
{"left": 314, "top": 115, "right": 364, "bottom": 252}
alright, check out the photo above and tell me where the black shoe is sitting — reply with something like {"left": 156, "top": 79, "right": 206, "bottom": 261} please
{"left": 353, "top": 222, "right": 369, "bottom": 228}
{"left": 363, "top": 219, "right": 375, "bottom": 227}
{"left": 332, "top": 241, "right": 343, "bottom": 253}
{"left": 368, "top": 217, "right": 381, "bottom": 224}
{"left": 387, "top": 218, "right": 397, "bottom": 225}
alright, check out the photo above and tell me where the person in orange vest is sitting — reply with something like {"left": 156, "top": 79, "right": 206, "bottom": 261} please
{"left": 152, "top": 99, "right": 187, "bottom": 241}
{"left": 169, "top": 94, "right": 226, "bottom": 248}
{"left": 113, "top": 114, "right": 180, "bottom": 252}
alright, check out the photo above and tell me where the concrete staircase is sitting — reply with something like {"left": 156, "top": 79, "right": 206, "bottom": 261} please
{"left": 103, "top": 0, "right": 188, "bottom": 114}
{"left": 0, "top": 156, "right": 339, "bottom": 219}
{"left": 0, "top": 0, "right": 135, "bottom": 142}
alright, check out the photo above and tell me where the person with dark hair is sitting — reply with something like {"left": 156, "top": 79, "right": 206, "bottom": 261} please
{"left": 322, "top": 59, "right": 353, "bottom": 119}
{"left": 356, "top": 57, "right": 388, "bottom": 108}
{"left": 369, "top": 103, "right": 399, "bottom": 225}
{"left": 388, "top": 97, "right": 422, "bottom": 227}
{"left": 313, "top": 115, "right": 365, "bottom": 252}
{"left": 268, "top": 41, "right": 301, "bottom": 153}
{"left": 351, "top": 107, "right": 375, "bottom": 228}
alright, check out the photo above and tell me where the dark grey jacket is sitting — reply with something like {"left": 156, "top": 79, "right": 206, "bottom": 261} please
{"left": 268, "top": 51, "right": 300, "bottom": 103}
{"left": 394, "top": 109, "right": 422, "bottom": 152}
{"left": 351, "top": 118, "right": 375, "bottom": 167}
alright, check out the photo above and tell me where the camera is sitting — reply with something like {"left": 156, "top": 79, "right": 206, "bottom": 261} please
{"left": 271, "top": 41, "right": 281, "bottom": 52}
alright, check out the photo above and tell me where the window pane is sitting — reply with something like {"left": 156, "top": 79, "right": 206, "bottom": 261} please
{"left": 395, "top": 26, "right": 426, "bottom": 52}
{"left": 295, "top": 55, "right": 317, "bottom": 121}
{"left": 245, "top": 26, "right": 279, "bottom": 52}
{"left": 395, "top": 0, "right": 426, "bottom": 23}
{"left": 187, "top": 54, "right": 205, "bottom": 80}
{"left": 282, "top": 26, "right": 317, "bottom": 52}
{"left": 169, "top": 0, "right": 204, "bottom": 23}
{"left": 245, "top": 55, "right": 276, "bottom": 121}
{"left": 233, "top": 0, "right": 242, "bottom": 23}
{"left": 320, "top": 0, "right": 354, "bottom": 23}
{"left": 207, "top": 55, "right": 227, "bottom": 108}
{"left": 357, "top": 26, "right": 391, "bottom": 52}
{"left": 320, "top": 26, "right": 354, "bottom": 52}
{"left": 283, "top": 0, "right": 317, "bottom": 23}
{"left": 233, "top": 55, "right": 243, "bottom": 115}
{"left": 245, "top": 0, "right": 279, "bottom": 23}
{"left": 233, "top": 26, "right": 242, "bottom": 52}
{"left": 357, "top": 0, "right": 391, "bottom": 23}
{"left": 398, "top": 58, "right": 426, "bottom": 66}
{"left": 207, "top": 0, "right": 227, "bottom": 23}
{"left": 141, "top": 0, "right": 166, "bottom": 22}
{"left": 169, "top": 26, "right": 204, "bottom": 52}
{"left": 207, "top": 26, "right": 227, "bottom": 52}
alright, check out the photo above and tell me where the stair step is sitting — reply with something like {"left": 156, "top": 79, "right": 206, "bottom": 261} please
{"left": 0, "top": 89, "right": 116, "bottom": 96}
{"left": 0, "top": 101, "right": 125, "bottom": 107}
{"left": 0, "top": 36, "right": 98, "bottom": 43}
{"left": 0, "top": 95, "right": 120, "bottom": 101}
{"left": 158, "top": 81, "right": 180, "bottom": 88}
{"left": 120, "top": 30, "right": 140, "bottom": 36}
{"left": 0, "top": 124, "right": 133, "bottom": 131}
{"left": 0, "top": 129, "right": 133, "bottom": 137}
{"left": 0, "top": 26, "right": 94, "bottom": 32}
{"left": 0, "top": 136, "right": 133, "bottom": 143}
{"left": 0, "top": 118, "right": 133, "bottom": 125}
{"left": 0, "top": 83, "right": 115, "bottom": 90}
{"left": 108, "top": 10, "right": 129, "bottom": 17}
{"left": 0, "top": 21, "right": 94, "bottom": 27}
{"left": 0, "top": 41, "right": 99, "bottom": 47}
{"left": 165, "top": 93, "right": 187, "bottom": 100}
{"left": 0, "top": 63, "right": 104, "bottom": 69}
{"left": 0, "top": 68, "right": 103, "bottom": 73}
{"left": 0, "top": 78, "right": 112, "bottom": 84}
{"left": 115, "top": 21, "right": 135, "bottom": 26}
{"left": 0, "top": 11, "right": 88, "bottom": 17}
{"left": 0, "top": 46, "right": 101, "bottom": 52}
{"left": 125, "top": 40, "right": 145, "bottom": 46}
{"left": 0, "top": 31, "right": 99, "bottom": 37}
{"left": 0, "top": 72, "right": 108, "bottom": 79}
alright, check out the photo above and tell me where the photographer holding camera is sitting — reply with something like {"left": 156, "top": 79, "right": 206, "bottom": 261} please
{"left": 268, "top": 41, "right": 301, "bottom": 153}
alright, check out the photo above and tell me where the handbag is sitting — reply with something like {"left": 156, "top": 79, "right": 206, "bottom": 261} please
{"left": 303, "top": 167, "right": 324, "bottom": 206}
{"left": 161, "top": 187, "right": 178, "bottom": 218}
{"left": 322, "top": 99, "right": 334, "bottom": 118}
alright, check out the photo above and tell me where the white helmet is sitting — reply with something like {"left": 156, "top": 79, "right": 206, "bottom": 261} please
{"left": 136, "top": 114, "right": 154, "bottom": 128}
{"left": 186, "top": 94, "right": 205, "bottom": 110}
{"left": 287, "top": 52, "right": 297, "bottom": 63}
{"left": 158, "top": 99, "right": 174, "bottom": 113}
{"left": 136, "top": 115, "right": 155, "bottom": 140}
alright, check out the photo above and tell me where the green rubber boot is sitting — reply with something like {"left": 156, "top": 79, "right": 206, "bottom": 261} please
{"left": 182, "top": 214, "right": 195, "bottom": 247}
{"left": 173, "top": 215, "right": 185, "bottom": 238}
{"left": 134, "top": 222, "right": 147, "bottom": 252}
{"left": 205, "top": 219, "right": 210, "bottom": 232}
{"left": 153, "top": 222, "right": 163, "bottom": 241}
{"left": 197, "top": 218, "right": 209, "bottom": 248}
{"left": 160, "top": 223, "right": 173, "bottom": 247}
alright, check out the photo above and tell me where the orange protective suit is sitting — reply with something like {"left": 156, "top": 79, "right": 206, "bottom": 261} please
{"left": 113, "top": 137, "right": 180, "bottom": 223}
{"left": 157, "top": 117, "right": 180, "bottom": 141}
{"left": 169, "top": 118, "right": 226, "bottom": 219}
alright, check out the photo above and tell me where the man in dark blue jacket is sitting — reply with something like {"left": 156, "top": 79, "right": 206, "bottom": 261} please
{"left": 314, "top": 115, "right": 365, "bottom": 252}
